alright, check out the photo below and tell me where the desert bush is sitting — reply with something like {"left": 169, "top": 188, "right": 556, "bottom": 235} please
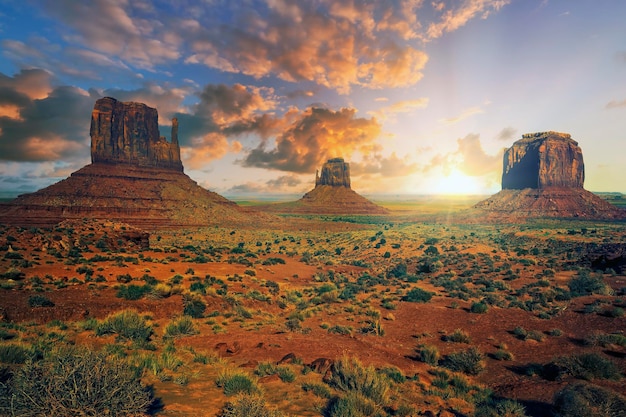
{"left": 220, "top": 394, "right": 285, "bottom": 417}
{"left": 584, "top": 332, "right": 626, "bottom": 348}
{"left": 183, "top": 294, "right": 206, "bottom": 318}
{"left": 324, "top": 392, "right": 378, "bottom": 417}
{"left": 27, "top": 294, "right": 54, "bottom": 307}
{"left": 418, "top": 344, "right": 440, "bottom": 366}
{"left": 444, "top": 328, "right": 471, "bottom": 344}
{"left": 380, "top": 366, "right": 405, "bottom": 383}
{"left": 301, "top": 382, "right": 332, "bottom": 399}
{"left": 95, "top": 310, "right": 152, "bottom": 343}
{"left": 553, "top": 382, "right": 626, "bottom": 417}
{"left": 116, "top": 284, "right": 152, "bottom": 300}
{"left": 568, "top": 270, "right": 610, "bottom": 297}
{"left": 277, "top": 366, "right": 296, "bottom": 383}
{"left": 0, "top": 343, "right": 35, "bottom": 364}
{"left": 0, "top": 346, "right": 152, "bottom": 416}
{"left": 470, "top": 301, "right": 489, "bottom": 314}
{"left": 216, "top": 370, "right": 259, "bottom": 396}
{"left": 475, "top": 399, "right": 528, "bottom": 417}
{"left": 164, "top": 315, "right": 198, "bottom": 339}
{"left": 492, "top": 348, "right": 514, "bottom": 361}
{"left": 442, "top": 347, "right": 485, "bottom": 375}
{"left": 402, "top": 287, "right": 433, "bottom": 303}
{"left": 326, "top": 356, "right": 390, "bottom": 404}
{"left": 554, "top": 353, "right": 621, "bottom": 381}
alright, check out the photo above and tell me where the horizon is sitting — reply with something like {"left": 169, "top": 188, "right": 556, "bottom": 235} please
{"left": 1, "top": 1, "right": 625, "bottom": 195}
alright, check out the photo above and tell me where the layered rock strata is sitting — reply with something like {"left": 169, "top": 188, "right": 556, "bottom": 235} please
{"left": 0, "top": 98, "right": 266, "bottom": 228}
{"left": 258, "top": 158, "right": 388, "bottom": 215}
{"left": 90, "top": 97, "right": 182, "bottom": 171}
{"left": 474, "top": 132, "right": 624, "bottom": 220}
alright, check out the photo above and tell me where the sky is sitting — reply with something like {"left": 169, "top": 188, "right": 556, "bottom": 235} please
{"left": 0, "top": 0, "right": 625, "bottom": 197}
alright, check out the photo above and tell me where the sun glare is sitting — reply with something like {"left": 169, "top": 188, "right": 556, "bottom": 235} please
{"left": 433, "top": 169, "right": 483, "bottom": 195}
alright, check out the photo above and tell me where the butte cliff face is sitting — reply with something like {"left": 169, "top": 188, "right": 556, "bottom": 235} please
{"left": 315, "top": 158, "right": 351, "bottom": 188}
{"left": 0, "top": 97, "right": 269, "bottom": 228}
{"left": 90, "top": 97, "right": 183, "bottom": 171}
{"left": 502, "top": 132, "right": 584, "bottom": 189}
{"left": 474, "top": 132, "right": 624, "bottom": 220}
{"left": 258, "top": 158, "right": 388, "bottom": 215}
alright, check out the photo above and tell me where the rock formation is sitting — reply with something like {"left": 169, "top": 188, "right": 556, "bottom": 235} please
{"left": 502, "top": 132, "right": 584, "bottom": 189}
{"left": 315, "top": 158, "right": 351, "bottom": 188}
{"left": 90, "top": 97, "right": 182, "bottom": 171}
{"left": 0, "top": 97, "right": 270, "bottom": 228}
{"left": 474, "top": 132, "right": 624, "bottom": 220}
{"left": 258, "top": 158, "right": 389, "bottom": 215}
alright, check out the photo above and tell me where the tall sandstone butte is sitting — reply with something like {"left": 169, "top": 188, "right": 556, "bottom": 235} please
{"left": 502, "top": 132, "right": 584, "bottom": 189}
{"left": 0, "top": 97, "right": 268, "bottom": 228}
{"left": 315, "top": 158, "right": 351, "bottom": 188}
{"left": 473, "top": 131, "right": 624, "bottom": 220}
{"left": 90, "top": 97, "right": 183, "bottom": 171}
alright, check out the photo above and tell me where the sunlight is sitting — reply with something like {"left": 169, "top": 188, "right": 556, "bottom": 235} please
{"left": 433, "top": 169, "right": 484, "bottom": 195}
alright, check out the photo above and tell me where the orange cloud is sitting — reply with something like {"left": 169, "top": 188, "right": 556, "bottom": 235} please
{"left": 427, "top": 0, "right": 511, "bottom": 39}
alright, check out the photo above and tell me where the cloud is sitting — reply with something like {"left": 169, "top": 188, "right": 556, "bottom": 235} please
{"left": 605, "top": 99, "right": 626, "bottom": 109}
{"left": 427, "top": 0, "right": 512, "bottom": 39}
{"left": 455, "top": 133, "right": 502, "bottom": 177}
{"left": 496, "top": 126, "right": 517, "bottom": 141}
{"left": 352, "top": 152, "right": 420, "bottom": 177}
{"left": 0, "top": 72, "right": 96, "bottom": 162}
{"left": 242, "top": 107, "right": 381, "bottom": 173}
{"left": 36, "top": 0, "right": 181, "bottom": 70}
{"left": 182, "top": 134, "right": 242, "bottom": 170}
{"left": 226, "top": 174, "right": 305, "bottom": 194}
{"left": 439, "top": 106, "right": 484, "bottom": 124}
{"left": 369, "top": 98, "right": 429, "bottom": 120}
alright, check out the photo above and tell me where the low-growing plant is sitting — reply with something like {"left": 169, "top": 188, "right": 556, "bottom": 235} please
{"left": 442, "top": 347, "right": 485, "bottom": 375}
{"left": 216, "top": 370, "right": 259, "bottom": 396}
{"left": 324, "top": 392, "right": 378, "bottom": 417}
{"left": 183, "top": 294, "right": 206, "bottom": 318}
{"left": 326, "top": 356, "right": 390, "bottom": 404}
{"left": 402, "top": 287, "right": 433, "bottom": 303}
{"left": 418, "top": 344, "right": 440, "bottom": 366}
{"left": 27, "top": 294, "right": 54, "bottom": 307}
{"left": 220, "top": 394, "right": 285, "bottom": 417}
{"left": 554, "top": 353, "right": 622, "bottom": 381}
{"left": 470, "top": 301, "right": 489, "bottom": 314}
{"left": 95, "top": 310, "right": 152, "bottom": 343}
{"left": 301, "top": 382, "right": 332, "bottom": 399}
{"left": 0, "top": 343, "right": 35, "bottom": 364}
{"left": 164, "top": 315, "right": 198, "bottom": 339}
{"left": 0, "top": 346, "right": 152, "bottom": 416}
{"left": 444, "top": 328, "right": 471, "bottom": 344}
{"left": 553, "top": 382, "right": 626, "bottom": 417}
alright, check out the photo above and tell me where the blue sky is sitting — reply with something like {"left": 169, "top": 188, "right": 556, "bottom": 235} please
{"left": 0, "top": 0, "right": 624, "bottom": 196}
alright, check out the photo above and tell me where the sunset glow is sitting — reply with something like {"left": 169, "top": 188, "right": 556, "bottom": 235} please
{"left": 0, "top": 1, "right": 624, "bottom": 196}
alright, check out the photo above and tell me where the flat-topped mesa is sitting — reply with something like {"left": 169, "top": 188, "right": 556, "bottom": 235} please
{"left": 315, "top": 158, "right": 351, "bottom": 188}
{"left": 90, "top": 97, "right": 183, "bottom": 172}
{"left": 502, "top": 131, "right": 584, "bottom": 189}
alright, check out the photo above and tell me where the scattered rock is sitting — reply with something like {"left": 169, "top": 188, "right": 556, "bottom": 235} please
{"left": 277, "top": 352, "right": 297, "bottom": 365}
{"left": 308, "top": 357, "right": 334, "bottom": 374}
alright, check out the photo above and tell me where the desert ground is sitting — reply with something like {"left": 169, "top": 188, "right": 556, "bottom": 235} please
{"left": 1, "top": 197, "right": 625, "bottom": 417}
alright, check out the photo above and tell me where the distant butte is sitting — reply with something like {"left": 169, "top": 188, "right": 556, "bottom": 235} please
{"left": 259, "top": 158, "right": 389, "bottom": 215}
{"left": 474, "top": 132, "right": 625, "bottom": 220}
{"left": 0, "top": 97, "right": 266, "bottom": 228}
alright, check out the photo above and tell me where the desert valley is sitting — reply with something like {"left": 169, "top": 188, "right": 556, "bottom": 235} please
{"left": 0, "top": 98, "right": 624, "bottom": 417}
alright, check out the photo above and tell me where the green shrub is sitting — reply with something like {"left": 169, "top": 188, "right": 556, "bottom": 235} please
{"left": 475, "top": 399, "right": 528, "bottom": 417}
{"left": 442, "top": 347, "right": 485, "bottom": 375}
{"left": 553, "top": 382, "right": 626, "bottom": 417}
{"left": 324, "top": 392, "right": 378, "bottom": 417}
{"left": 220, "top": 394, "right": 285, "bottom": 417}
{"left": 216, "top": 371, "right": 259, "bottom": 396}
{"left": 95, "top": 310, "right": 152, "bottom": 343}
{"left": 116, "top": 284, "right": 151, "bottom": 300}
{"left": 470, "top": 302, "right": 489, "bottom": 314}
{"left": 555, "top": 353, "right": 621, "bottom": 381}
{"left": 568, "top": 271, "right": 609, "bottom": 297}
{"left": 445, "top": 329, "right": 471, "bottom": 343}
{"left": 380, "top": 366, "right": 405, "bottom": 383}
{"left": 27, "top": 295, "right": 54, "bottom": 307}
{"left": 0, "top": 343, "right": 35, "bottom": 364}
{"left": 326, "top": 356, "right": 390, "bottom": 404}
{"left": 402, "top": 287, "right": 433, "bottom": 303}
{"left": 301, "top": 382, "right": 332, "bottom": 399}
{"left": 183, "top": 295, "right": 206, "bottom": 318}
{"left": 164, "top": 315, "right": 198, "bottom": 339}
{"left": 277, "top": 366, "right": 296, "bottom": 383}
{"left": 418, "top": 344, "right": 440, "bottom": 366}
{"left": 0, "top": 346, "right": 152, "bottom": 416}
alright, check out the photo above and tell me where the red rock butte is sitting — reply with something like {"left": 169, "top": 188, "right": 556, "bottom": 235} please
{"left": 258, "top": 158, "right": 389, "bottom": 215}
{"left": 474, "top": 131, "right": 624, "bottom": 220}
{"left": 0, "top": 97, "right": 265, "bottom": 228}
